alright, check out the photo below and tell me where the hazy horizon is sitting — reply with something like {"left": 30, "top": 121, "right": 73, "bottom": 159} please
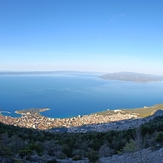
{"left": 0, "top": 70, "right": 163, "bottom": 76}
{"left": 0, "top": 0, "right": 163, "bottom": 74}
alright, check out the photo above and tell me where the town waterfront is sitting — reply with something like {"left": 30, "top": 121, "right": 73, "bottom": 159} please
{"left": 0, "top": 72, "right": 163, "bottom": 118}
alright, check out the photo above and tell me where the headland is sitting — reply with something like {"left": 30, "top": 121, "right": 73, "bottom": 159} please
{"left": 15, "top": 108, "right": 50, "bottom": 116}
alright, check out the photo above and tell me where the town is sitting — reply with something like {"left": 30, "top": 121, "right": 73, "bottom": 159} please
{"left": 1, "top": 107, "right": 163, "bottom": 133}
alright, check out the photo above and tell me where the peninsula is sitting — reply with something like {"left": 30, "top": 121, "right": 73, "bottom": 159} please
{"left": 100, "top": 72, "right": 163, "bottom": 82}
{"left": 15, "top": 108, "right": 50, "bottom": 116}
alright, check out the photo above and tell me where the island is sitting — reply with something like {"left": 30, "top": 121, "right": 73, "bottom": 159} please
{"left": 99, "top": 72, "right": 163, "bottom": 82}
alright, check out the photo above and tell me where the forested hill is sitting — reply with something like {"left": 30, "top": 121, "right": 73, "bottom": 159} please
{"left": 1, "top": 114, "right": 163, "bottom": 162}
{"left": 100, "top": 72, "right": 163, "bottom": 82}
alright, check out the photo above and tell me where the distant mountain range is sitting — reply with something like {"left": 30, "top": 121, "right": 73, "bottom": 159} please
{"left": 0, "top": 71, "right": 102, "bottom": 76}
{"left": 0, "top": 71, "right": 80, "bottom": 75}
{"left": 1, "top": 71, "right": 163, "bottom": 82}
{"left": 100, "top": 72, "right": 163, "bottom": 82}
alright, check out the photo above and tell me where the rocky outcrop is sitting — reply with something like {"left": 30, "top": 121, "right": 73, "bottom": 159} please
{"left": 99, "top": 148, "right": 163, "bottom": 163}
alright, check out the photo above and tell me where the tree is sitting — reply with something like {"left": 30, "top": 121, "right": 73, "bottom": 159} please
{"left": 122, "top": 139, "right": 137, "bottom": 153}
{"left": 88, "top": 150, "right": 99, "bottom": 163}
{"left": 99, "top": 142, "right": 114, "bottom": 157}
{"left": 133, "top": 127, "right": 144, "bottom": 163}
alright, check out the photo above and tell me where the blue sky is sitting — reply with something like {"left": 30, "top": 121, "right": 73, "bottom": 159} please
{"left": 0, "top": 0, "right": 163, "bottom": 74}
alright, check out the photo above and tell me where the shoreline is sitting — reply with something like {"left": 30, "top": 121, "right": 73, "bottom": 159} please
{"left": 1, "top": 103, "right": 163, "bottom": 119}
{"left": 0, "top": 103, "right": 163, "bottom": 132}
{"left": 15, "top": 108, "right": 50, "bottom": 116}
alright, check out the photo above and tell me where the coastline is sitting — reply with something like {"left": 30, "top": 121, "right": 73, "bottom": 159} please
{"left": 0, "top": 103, "right": 163, "bottom": 132}
{"left": 15, "top": 108, "right": 50, "bottom": 115}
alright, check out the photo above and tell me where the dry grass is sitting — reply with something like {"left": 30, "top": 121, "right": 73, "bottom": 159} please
{"left": 97, "top": 103, "right": 163, "bottom": 118}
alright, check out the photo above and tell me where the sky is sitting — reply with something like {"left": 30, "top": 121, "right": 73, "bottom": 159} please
{"left": 0, "top": 0, "right": 163, "bottom": 75}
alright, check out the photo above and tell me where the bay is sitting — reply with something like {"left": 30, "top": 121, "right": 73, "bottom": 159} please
{"left": 0, "top": 73, "right": 163, "bottom": 118}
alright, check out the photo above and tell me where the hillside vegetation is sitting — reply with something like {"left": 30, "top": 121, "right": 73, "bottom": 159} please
{"left": 1, "top": 114, "right": 163, "bottom": 162}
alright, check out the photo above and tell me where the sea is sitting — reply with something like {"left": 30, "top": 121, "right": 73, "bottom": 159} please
{"left": 0, "top": 72, "right": 163, "bottom": 118}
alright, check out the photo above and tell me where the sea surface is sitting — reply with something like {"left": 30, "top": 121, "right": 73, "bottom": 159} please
{"left": 0, "top": 72, "right": 163, "bottom": 118}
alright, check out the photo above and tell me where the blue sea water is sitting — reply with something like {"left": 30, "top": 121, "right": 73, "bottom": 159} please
{"left": 0, "top": 73, "right": 163, "bottom": 118}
